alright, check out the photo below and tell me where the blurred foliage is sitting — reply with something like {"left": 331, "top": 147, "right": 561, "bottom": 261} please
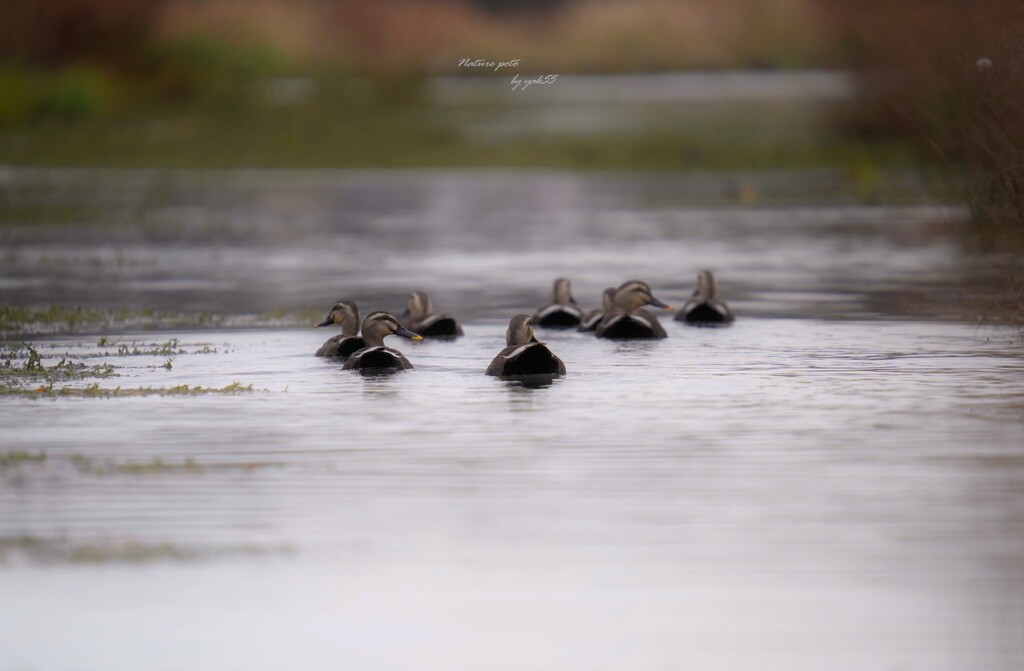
{"left": 0, "top": 92, "right": 921, "bottom": 172}
{"left": 0, "top": 0, "right": 831, "bottom": 108}
{"left": 0, "top": 0, "right": 168, "bottom": 70}
{"left": 155, "top": 0, "right": 829, "bottom": 73}
{"left": 39, "top": 66, "right": 119, "bottom": 120}
{"left": 822, "top": 0, "right": 1024, "bottom": 251}
{"left": 0, "top": 0, "right": 834, "bottom": 139}
{"left": 0, "top": 0, "right": 916, "bottom": 177}
{"left": 0, "top": 65, "right": 118, "bottom": 122}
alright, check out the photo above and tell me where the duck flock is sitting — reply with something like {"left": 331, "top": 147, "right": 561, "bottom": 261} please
{"left": 315, "top": 270, "right": 733, "bottom": 378}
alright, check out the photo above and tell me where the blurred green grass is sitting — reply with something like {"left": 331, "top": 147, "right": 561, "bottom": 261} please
{"left": 0, "top": 74, "right": 920, "bottom": 172}
{"left": 0, "top": 1, "right": 920, "bottom": 173}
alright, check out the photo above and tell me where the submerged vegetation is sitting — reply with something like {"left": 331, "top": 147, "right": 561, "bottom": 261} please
{"left": 114, "top": 338, "right": 185, "bottom": 356}
{"left": 0, "top": 534, "right": 293, "bottom": 565}
{"left": 1, "top": 342, "right": 117, "bottom": 382}
{"left": 0, "top": 381, "right": 258, "bottom": 400}
{"left": 1, "top": 449, "right": 276, "bottom": 476}
{"left": 0, "top": 304, "right": 320, "bottom": 337}
{"left": 68, "top": 454, "right": 275, "bottom": 476}
{"left": 0, "top": 444, "right": 284, "bottom": 565}
{"left": 0, "top": 450, "right": 46, "bottom": 469}
{"left": 0, "top": 338, "right": 262, "bottom": 398}
{"left": 0, "top": 304, "right": 218, "bottom": 336}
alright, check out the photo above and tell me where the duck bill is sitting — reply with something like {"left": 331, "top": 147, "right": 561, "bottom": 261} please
{"left": 647, "top": 297, "right": 673, "bottom": 310}
{"left": 395, "top": 325, "right": 423, "bottom": 341}
{"left": 315, "top": 317, "right": 333, "bottom": 328}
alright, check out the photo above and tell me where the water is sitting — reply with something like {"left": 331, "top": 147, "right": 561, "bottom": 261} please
{"left": 0, "top": 168, "right": 966, "bottom": 319}
{"left": 1, "top": 169, "right": 1022, "bottom": 670}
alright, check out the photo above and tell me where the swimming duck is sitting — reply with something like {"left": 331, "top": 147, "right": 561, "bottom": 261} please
{"left": 486, "top": 314, "right": 566, "bottom": 378}
{"left": 314, "top": 300, "right": 366, "bottom": 358}
{"left": 578, "top": 287, "right": 616, "bottom": 332}
{"left": 676, "top": 270, "right": 735, "bottom": 325}
{"left": 595, "top": 280, "right": 672, "bottom": 340}
{"left": 343, "top": 312, "right": 423, "bottom": 371}
{"left": 403, "top": 290, "right": 463, "bottom": 338}
{"left": 533, "top": 277, "right": 583, "bottom": 328}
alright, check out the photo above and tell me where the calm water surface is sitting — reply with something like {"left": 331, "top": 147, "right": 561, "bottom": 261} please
{"left": 0, "top": 169, "right": 1022, "bottom": 670}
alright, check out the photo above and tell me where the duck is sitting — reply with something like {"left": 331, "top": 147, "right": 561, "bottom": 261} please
{"left": 676, "top": 270, "right": 735, "bottom": 325}
{"left": 595, "top": 280, "right": 673, "bottom": 340}
{"left": 486, "top": 314, "right": 566, "bottom": 378}
{"left": 532, "top": 277, "right": 583, "bottom": 328}
{"left": 314, "top": 300, "right": 366, "bottom": 358}
{"left": 343, "top": 312, "right": 423, "bottom": 371}
{"left": 578, "top": 287, "right": 616, "bottom": 332}
{"left": 403, "top": 290, "right": 463, "bottom": 338}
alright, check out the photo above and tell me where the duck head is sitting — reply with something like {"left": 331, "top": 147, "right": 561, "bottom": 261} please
{"left": 404, "top": 290, "right": 434, "bottom": 320}
{"left": 361, "top": 311, "right": 423, "bottom": 347}
{"left": 695, "top": 269, "right": 720, "bottom": 301}
{"left": 613, "top": 280, "right": 672, "bottom": 311}
{"left": 506, "top": 314, "right": 540, "bottom": 347}
{"left": 600, "top": 287, "right": 616, "bottom": 311}
{"left": 550, "top": 278, "right": 578, "bottom": 307}
{"left": 315, "top": 300, "right": 360, "bottom": 335}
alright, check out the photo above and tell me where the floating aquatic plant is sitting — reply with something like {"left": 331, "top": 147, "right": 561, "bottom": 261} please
{"left": 0, "top": 450, "right": 46, "bottom": 469}
{"left": 0, "top": 343, "right": 117, "bottom": 386}
{"left": 0, "top": 534, "right": 294, "bottom": 565}
{"left": 2, "top": 303, "right": 328, "bottom": 337}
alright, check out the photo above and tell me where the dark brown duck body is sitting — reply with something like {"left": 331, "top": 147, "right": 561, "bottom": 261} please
{"left": 676, "top": 270, "right": 735, "bottom": 326}
{"left": 316, "top": 335, "right": 366, "bottom": 358}
{"left": 533, "top": 278, "right": 583, "bottom": 328}
{"left": 343, "top": 312, "right": 422, "bottom": 372}
{"left": 314, "top": 300, "right": 366, "bottom": 357}
{"left": 403, "top": 290, "right": 463, "bottom": 338}
{"left": 344, "top": 345, "right": 414, "bottom": 371}
{"left": 595, "top": 308, "right": 667, "bottom": 339}
{"left": 594, "top": 280, "right": 672, "bottom": 340}
{"left": 578, "top": 287, "right": 616, "bottom": 332}
{"left": 486, "top": 315, "right": 566, "bottom": 377}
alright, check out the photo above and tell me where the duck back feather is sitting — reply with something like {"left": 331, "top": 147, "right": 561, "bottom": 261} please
{"left": 533, "top": 303, "right": 583, "bottom": 328}
{"left": 316, "top": 335, "right": 367, "bottom": 358}
{"left": 486, "top": 342, "right": 566, "bottom": 377}
{"left": 411, "top": 314, "right": 463, "bottom": 338}
{"left": 679, "top": 302, "right": 734, "bottom": 325}
{"left": 343, "top": 346, "right": 414, "bottom": 371}
{"left": 595, "top": 309, "right": 667, "bottom": 339}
